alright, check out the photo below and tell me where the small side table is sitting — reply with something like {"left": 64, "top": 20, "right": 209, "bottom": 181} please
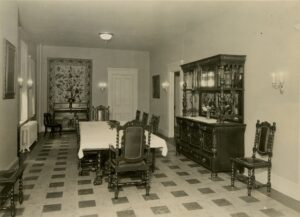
{"left": 0, "top": 165, "right": 25, "bottom": 217}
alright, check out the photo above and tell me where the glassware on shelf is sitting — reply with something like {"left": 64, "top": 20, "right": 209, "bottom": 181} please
{"left": 201, "top": 72, "right": 208, "bottom": 87}
{"left": 224, "top": 65, "right": 232, "bottom": 88}
{"left": 207, "top": 71, "right": 215, "bottom": 87}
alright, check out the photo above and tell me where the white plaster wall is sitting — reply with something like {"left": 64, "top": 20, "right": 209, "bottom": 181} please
{"left": 37, "top": 45, "right": 149, "bottom": 131}
{"left": 0, "top": 0, "right": 19, "bottom": 169}
{"left": 150, "top": 2, "right": 300, "bottom": 201}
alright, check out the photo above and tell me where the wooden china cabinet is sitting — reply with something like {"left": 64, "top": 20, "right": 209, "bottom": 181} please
{"left": 176, "top": 54, "right": 246, "bottom": 178}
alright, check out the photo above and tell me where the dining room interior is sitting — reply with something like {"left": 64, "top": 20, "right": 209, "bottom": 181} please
{"left": 0, "top": 0, "right": 300, "bottom": 217}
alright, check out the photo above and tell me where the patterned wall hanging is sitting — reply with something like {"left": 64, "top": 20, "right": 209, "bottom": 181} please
{"left": 48, "top": 58, "right": 92, "bottom": 111}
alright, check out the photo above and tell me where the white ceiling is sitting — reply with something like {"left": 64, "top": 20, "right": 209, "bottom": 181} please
{"left": 17, "top": 0, "right": 234, "bottom": 51}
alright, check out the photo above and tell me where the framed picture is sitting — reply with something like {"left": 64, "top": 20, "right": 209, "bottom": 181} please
{"left": 152, "top": 75, "right": 160, "bottom": 98}
{"left": 3, "top": 39, "right": 16, "bottom": 99}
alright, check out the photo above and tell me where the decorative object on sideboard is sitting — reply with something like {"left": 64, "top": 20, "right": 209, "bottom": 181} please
{"left": 98, "top": 82, "right": 107, "bottom": 91}
{"left": 271, "top": 72, "right": 284, "bottom": 94}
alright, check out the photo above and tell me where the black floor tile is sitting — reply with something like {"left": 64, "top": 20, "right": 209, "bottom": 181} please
{"left": 239, "top": 196, "right": 259, "bottom": 203}
{"left": 143, "top": 193, "right": 159, "bottom": 201}
{"left": 212, "top": 198, "right": 232, "bottom": 206}
{"left": 78, "top": 200, "right": 96, "bottom": 208}
{"left": 78, "top": 188, "right": 94, "bottom": 195}
{"left": 53, "top": 167, "right": 66, "bottom": 171}
{"left": 112, "top": 197, "right": 129, "bottom": 204}
{"left": 42, "top": 204, "right": 62, "bottom": 212}
{"left": 169, "top": 165, "right": 180, "bottom": 169}
{"left": 231, "top": 212, "right": 250, "bottom": 217}
{"left": 171, "top": 190, "right": 188, "bottom": 197}
{"left": 23, "top": 184, "right": 35, "bottom": 189}
{"left": 161, "top": 181, "right": 177, "bottom": 187}
{"left": 78, "top": 180, "right": 92, "bottom": 185}
{"left": 198, "top": 187, "right": 215, "bottom": 194}
{"left": 151, "top": 205, "right": 170, "bottom": 215}
{"left": 31, "top": 163, "right": 44, "bottom": 167}
{"left": 176, "top": 171, "right": 190, "bottom": 176}
{"left": 182, "top": 202, "right": 202, "bottom": 210}
{"left": 51, "top": 174, "right": 66, "bottom": 179}
{"left": 46, "top": 192, "right": 63, "bottom": 199}
{"left": 80, "top": 215, "right": 98, "bottom": 217}
{"left": 153, "top": 173, "right": 167, "bottom": 178}
{"left": 186, "top": 178, "right": 200, "bottom": 184}
{"left": 49, "top": 182, "right": 64, "bottom": 188}
{"left": 116, "top": 210, "right": 136, "bottom": 217}
{"left": 198, "top": 169, "right": 210, "bottom": 174}
{"left": 55, "top": 161, "right": 67, "bottom": 165}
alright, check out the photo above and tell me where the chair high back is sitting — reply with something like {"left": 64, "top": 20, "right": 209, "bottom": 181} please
{"left": 44, "top": 113, "right": 52, "bottom": 126}
{"left": 150, "top": 115, "right": 160, "bottom": 134}
{"left": 116, "top": 121, "right": 148, "bottom": 163}
{"left": 135, "top": 110, "right": 141, "bottom": 121}
{"left": 252, "top": 121, "right": 276, "bottom": 159}
{"left": 95, "top": 105, "right": 110, "bottom": 121}
{"left": 231, "top": 120, "right": 276, "bottom": 196}
{"left": 141, "top": 112, "right": 149, "bottom": 126}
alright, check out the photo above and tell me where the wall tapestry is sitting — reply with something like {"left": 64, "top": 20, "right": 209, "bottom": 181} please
{"left": 48, "top": 58, "right": 92, "bottom": 111}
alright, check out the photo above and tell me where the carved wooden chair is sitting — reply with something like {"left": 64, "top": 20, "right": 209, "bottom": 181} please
{"left": 149, "top": 115, "right": 160, "bottom": 134}
{"left": 108, "top": 121, "right": 151, "bottom": 199}
{"left": 141, "top": 112, "right": 149, "bottom": 126}
{"left": 231, "top": 120, "right": 276, "bottom": 196}
{"left": 43, "top": 113, "right": 62, "bottom": 136}
{"left": 0, "top": 165, "right": 25, "bottom": 217}
{"left": 135, "top": 110, "right": 141, "bottom": 121}
{"left": 95, "top": 105, "right": 110, "bottom": 121}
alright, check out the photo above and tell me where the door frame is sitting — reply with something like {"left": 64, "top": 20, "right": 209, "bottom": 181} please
{"left": 167, "top": 62, "right": 183, "bottom": 138}
{"left": 107, "top": 67, "right": 138, "bottom": 120}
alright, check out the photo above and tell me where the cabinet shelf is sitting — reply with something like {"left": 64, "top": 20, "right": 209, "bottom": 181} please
{"left": 181, "top": 54, "right": 246, "bottom": 123}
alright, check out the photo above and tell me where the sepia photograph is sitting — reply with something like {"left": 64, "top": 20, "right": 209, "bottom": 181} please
{"left": 0, "top": 0, "right": 299, "bottom": 216}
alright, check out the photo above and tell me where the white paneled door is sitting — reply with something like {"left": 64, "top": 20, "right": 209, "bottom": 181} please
{"left": 108, "top": 68, "right": 138, "bottom": 122}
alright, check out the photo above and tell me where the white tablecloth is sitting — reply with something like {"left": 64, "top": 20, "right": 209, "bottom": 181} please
{"left": 78, "top": 121, "right": 168, "bottom": 158}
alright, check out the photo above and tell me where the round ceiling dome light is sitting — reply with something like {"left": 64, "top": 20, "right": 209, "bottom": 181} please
{"left": 99, "top": 32, "right": 113, "bottom": 41}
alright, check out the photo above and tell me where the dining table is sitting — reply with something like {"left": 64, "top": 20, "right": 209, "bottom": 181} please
{"left": 78, "top": 121, "right": 168, "bottom": 184}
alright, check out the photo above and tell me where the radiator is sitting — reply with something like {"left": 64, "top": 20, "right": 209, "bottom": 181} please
{"left": 20, "top": 120, "right": 38, "bottom": 153}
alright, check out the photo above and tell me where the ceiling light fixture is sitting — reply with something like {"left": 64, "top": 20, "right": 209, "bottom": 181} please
{"left": 99, "top": 32, "right": 113, "bottom": 41}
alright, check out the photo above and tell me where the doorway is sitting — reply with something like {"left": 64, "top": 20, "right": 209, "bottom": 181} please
{"left": 108, "top": 68, "right": 138, "bottom": 122}
{"left": 174, "top": 71, "right": 181, "bottom": 131}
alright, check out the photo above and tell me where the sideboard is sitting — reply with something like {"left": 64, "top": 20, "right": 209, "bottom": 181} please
{"left": 176, "top": 116, "right": 246, "bottom": 178}
{"left": 53, "top": 103, "right": 89, "bottom": 131}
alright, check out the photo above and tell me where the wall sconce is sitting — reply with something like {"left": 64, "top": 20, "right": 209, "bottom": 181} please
{"left": 17, "top": 77, "right": 23, "bottom": 88}
{"left": 98, "top": 82, "right": 107, "bottom": 91}
{"left": 271, "top": 72, "right": 284, "bottom": 94}
{"left": 27, "top": 79, "right": 33, "bottom": 88}
{"left": 161, "top": 81, "right": 169, "bottom": 92}
{"left": 180, "top": 81, "right": 185, "bottom": 89}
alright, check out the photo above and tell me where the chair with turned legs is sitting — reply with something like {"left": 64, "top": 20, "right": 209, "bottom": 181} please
{"left": 231, "top": 120, "right": 276, "bottom": 196}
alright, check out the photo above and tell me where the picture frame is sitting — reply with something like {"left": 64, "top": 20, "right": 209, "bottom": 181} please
{"left": 3, "top": 39, "right": 16, "bottom": 99}
{"left": 152, "top": 75, "right": 160, "bottom": 99}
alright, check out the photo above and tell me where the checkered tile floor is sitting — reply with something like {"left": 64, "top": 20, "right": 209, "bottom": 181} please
{"left": 1, "top": 133, "right": 299, "bottom": 217}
